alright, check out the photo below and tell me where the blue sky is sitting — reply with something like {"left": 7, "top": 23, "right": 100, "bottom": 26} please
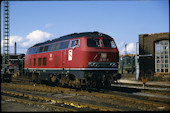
{"left": 1, "top": 0, "right": 169, "bottom": 54}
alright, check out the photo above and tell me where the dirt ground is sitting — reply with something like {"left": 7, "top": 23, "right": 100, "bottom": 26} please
{"left": 121, "top": 73, "right": 170, "bottom": 82}
{"left": 1, "top": 73, "right": 169, "bottom": 112}
{"left": 1, "top": 99, "right": 50, "bottom": 112}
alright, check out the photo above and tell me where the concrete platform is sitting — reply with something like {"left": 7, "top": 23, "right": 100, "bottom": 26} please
{"left": 119, "top": 79, "right": 170, "bottom": 87}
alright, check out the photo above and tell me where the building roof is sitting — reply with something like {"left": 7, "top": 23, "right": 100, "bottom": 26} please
{"left": 119, "top": 54, "right": 138, "bottom": 57}
{"left": 139, "top": 32, "right": 169, "bottom": 36}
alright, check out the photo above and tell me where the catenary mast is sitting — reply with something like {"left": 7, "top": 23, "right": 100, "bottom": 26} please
{"left": 3, "top": 0, "right": 10, "bottom": 66}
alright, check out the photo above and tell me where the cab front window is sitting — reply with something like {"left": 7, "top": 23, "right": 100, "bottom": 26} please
{"left": 87, "top": 39, "right": 101, "bottom": 47}
{"left": 102, "top": 39, "right": 116, "bottom": 48}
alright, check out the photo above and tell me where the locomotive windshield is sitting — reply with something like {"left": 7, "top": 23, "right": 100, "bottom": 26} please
{"left": 87, "top": 38, "right": 116, "bottom": 48}
{"left": 102, "top": 39, "right": 116, "bottom": 48}
{"left": 87, "top": 39, "right": 101, "bottom": 47}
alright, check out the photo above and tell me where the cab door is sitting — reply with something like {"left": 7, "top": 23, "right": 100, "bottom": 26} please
{"left": 62, "top": 50, "right": 67, "bottom": 68}
{"left": 67, "top": 39, "right": 80, "bottom": 68}
{"left": 60, "top": 41, "right": 70, "bottom": 68}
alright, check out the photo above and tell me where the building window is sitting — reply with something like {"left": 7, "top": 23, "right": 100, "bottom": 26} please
{"left": 38, "top": 58, "right": 41, "bottom": 66}
{"left": 43, "top": 58, "right": 47, "bottom": 66}
{"left": 155, "top": 40, "right": 169, "bottom": 73}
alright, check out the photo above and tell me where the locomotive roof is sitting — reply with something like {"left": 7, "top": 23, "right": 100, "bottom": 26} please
{"left": 32, "top": 31, "right": 113, "bottom": 47}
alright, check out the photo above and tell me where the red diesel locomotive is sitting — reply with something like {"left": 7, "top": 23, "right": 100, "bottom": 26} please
{"left": 24, "top": 32, "right": 121, "bottom": 88}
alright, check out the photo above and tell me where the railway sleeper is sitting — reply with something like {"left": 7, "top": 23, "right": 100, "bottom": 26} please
{"left": 2, "top": 95, "right": 76, "bottom": 112}
{"left": 2, "top": 84, "right": 170, "bottom": 111}
{"left": 2, "top": 90, "right": 121, "bottom": 111}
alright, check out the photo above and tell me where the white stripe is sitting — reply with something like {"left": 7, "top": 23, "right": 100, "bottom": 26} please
{"left": 9, "top": 59, "right": 23, "bottom": 61}
{"left": 79, "top": 68, "right": 119, "bottom": 70}
{"left": 24, "top": 68, "right": 62, "bottom": 70}
{"left": 24, "top": 68, "right": 119, "bottom": 71}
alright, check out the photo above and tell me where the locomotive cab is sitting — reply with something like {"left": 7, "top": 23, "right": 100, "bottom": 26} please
{"left": 68, "top": 36, "right": 121, "bottom": 88}
{"left": 80, "top": 37, "right": 120, "bottom": 88}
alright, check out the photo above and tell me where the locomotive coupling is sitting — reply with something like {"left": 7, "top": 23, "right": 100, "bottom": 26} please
{"left": 116, "top": 73, "right": 121, "bottom": 80}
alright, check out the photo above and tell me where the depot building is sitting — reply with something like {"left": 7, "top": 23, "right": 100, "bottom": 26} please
{"left": 139, "top": 32, "right": 169, "bottom": 77}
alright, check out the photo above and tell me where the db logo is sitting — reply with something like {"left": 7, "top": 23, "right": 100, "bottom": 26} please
{"left": 68, "top": 50, "right": 72, "bottom": 61}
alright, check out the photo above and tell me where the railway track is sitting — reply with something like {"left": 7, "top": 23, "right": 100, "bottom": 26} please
{"left": 1, "top": 83, "right": 122, "bottom": 111}
{"left": 1, "top": 83, "right": 170, "bottom": 111}
{"left": 12, "top": 76, "right": 170, "bottom": 98}
{"left": 1, "top": 90, "right": 120, "bottom": 111}
{"left": 1, "top": 95, "right": 76, "bottom": 112}
{"left": 107, "top": 85, "right": 170, "bottom": 104}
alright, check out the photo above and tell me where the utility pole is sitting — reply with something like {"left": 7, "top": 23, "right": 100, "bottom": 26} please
{"left": 121, "top": 56, "right": 123, "bottom": 74}
{"left": 124, "top": 43, "right": 127, "bottom": 69}
{"left": 14, "top": 42, "right": 16, "bottom": 55}
{"left": 131, "top": 54, "right": 134, "bottom": 74}
{"left": 121, "top": 43, "right": 127, "bottom": 74}
{"left": 125, "top": 43, "right": 127, "bottom": 55}
{"left": 135, "top": 42, "right": 139, "bottom": 80}
{"left": 3, "top": 0, "right": 10, "bottom": 68}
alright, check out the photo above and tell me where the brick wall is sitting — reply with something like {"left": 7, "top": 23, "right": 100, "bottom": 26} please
{"left": 139, "top": 32, "right": 169, "bottom": 76}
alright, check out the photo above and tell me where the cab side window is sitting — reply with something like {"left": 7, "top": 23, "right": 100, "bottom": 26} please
{"left": 71, "top": 39, "right": 80, "bottom": 48}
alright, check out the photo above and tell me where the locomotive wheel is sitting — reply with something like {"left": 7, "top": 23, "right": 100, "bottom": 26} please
{"left": 32, "top": 73, "right": 36, "bottom": 81}
{"left": 92, "top": 81, "right": 97, "bottom": 88}
{"left": 51, "top": 75, "right": 57, "bottom": 83}
{"left": 31, "top": 73, "right": 38, "bottom": 83}
{"left": 75, "top": 84, "right": 80, "bottom": 89}
{"left": 50, "top": 75, "right": 58, "bottom": 86}
{"left": 104, "top": 81, "right": 111, "bottom": 88}
{"left": 59, "top": 75, "right": 67, "bottom": 87}
{"left": 74, "top": 78, "right": 81, "bottom": 89}
{"left": 75, "top": 83, "right": 81, "bottom": 89}
{"left": 60, "top": 79, "right": 65, "bottom": 87}
{"left": 57, "top": 81, "right": 62, "bottom": 87}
